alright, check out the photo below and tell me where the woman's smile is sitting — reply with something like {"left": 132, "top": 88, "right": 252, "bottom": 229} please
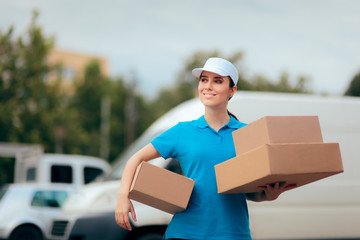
{"left": 203, "top": 92, "right": 216, "bottom": 97}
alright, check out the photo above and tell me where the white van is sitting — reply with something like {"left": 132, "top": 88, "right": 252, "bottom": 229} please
{"left": 0, "top": 154, "right": 111, "bottom": 240}
{"left": 48, "top": 91, "right": 360, "bottom": 240}
{"left": 28, "top": 154, "right": 112, "bottom": 188}
{"left": 0, "top": 143, "right": 112, "bottom": 188}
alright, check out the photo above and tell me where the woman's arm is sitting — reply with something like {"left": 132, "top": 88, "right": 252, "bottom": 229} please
{"left": 246, "top": 182, "right": 297, "bottom": 202}
{"left": 115, "top": 143, "right": 161, "bottom": 231}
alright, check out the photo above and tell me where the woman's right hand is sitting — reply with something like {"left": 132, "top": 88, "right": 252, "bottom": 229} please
{"left": 115, "top": 195, "right": 137, "bottom": 231}
{"left": 114, "top": 144, "right": 160, "bottom": 231}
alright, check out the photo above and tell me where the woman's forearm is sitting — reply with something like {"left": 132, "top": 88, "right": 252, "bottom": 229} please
{"left": 118, "top": 143, "right": 161, "bottom": 197}
{"left": 118, "top": 156, "right": 142, "bottom": 197}
{"left": 115, "top": 143, "right": 161, "bottom": 230}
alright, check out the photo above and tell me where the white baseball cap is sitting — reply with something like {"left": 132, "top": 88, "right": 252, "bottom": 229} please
{"left": 192, "top": 57, "right": 239, "bottom": 85}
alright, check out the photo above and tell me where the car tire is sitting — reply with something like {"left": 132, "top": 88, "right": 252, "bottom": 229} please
{"left": 9, "top": 225, "right": 43, "bottom": 240}
{"left": 135, "top": 232, "right": 164, "bottom": 240}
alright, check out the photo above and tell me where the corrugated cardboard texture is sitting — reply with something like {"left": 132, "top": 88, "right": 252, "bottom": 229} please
{"left": 129, "top": 161, "right": 195, "bottom": 215}
{"left": 215, "top": 143, "right": 343, "bottom": 193}
{"left": 232, "top": 116, "right": 324, "bottom": 155}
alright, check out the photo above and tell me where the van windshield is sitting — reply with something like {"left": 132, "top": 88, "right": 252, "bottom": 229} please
{"left": 106, "top": 129, "right": 163, "bottom": 180}
{"left": 0, "top": 185, "right": 9, "bottom": 201}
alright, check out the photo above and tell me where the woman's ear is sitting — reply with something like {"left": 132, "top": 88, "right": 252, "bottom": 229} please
{"left": 230, "top": 85, "right": 237, "bottom": 97}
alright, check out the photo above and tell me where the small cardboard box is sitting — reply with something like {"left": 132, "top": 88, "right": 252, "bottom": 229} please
{"left": 129, "top": 161, "right": 195, "bottom": 215}
{"left": 215, "top": 143, "right": 343, "bottom": 193}
{"left": 232, "top": 116, "right": 324, "bottom": 155}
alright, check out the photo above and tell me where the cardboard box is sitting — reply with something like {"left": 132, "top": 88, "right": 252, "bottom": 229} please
{"left": 129, "top": 161, "right": 195, "bottom": 215}
{"left": 215, "top": 143, "right": 343, "bottom": 193}
{"left": 232, "top": 116, "right": 324, "bottom": 155}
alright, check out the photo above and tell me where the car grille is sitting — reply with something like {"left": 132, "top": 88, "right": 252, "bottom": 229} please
{"left": 51, "top": 220, "right": 69, "bottom": 236}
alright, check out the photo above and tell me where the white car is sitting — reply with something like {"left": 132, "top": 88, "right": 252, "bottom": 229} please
{"left": 0, "top": 183, "right": 75, "bottom": 240}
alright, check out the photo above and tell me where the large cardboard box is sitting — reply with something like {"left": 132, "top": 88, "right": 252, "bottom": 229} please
{"left": 232, "top": 116, "right": 324, "bottom": 155}
{"left": 129, "top": 161, "right": 195, "bottom": 215}
{"left": 215, "top": 143, "right": 343, "bottom": 193}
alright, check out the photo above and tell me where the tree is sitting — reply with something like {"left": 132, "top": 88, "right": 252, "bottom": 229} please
{"left": 250, "top": 72, "right": 311, "bottom": 93}
{"left": 61, "top": 64, "right": 155, "bottom": 163}
{"left": 0, "top": 11, "right": 60, "bottom": 152}
{"left": 108, "top": 77, "right": 155, "bottom": 163}
{"left": 59, "top": 60, "right": 109, "bottom": 157}
{"left": 0, "top": 11, "right": 63, "bottom": 183}
{"left": 345, "top": 72, "right": 360, "bottom": 97}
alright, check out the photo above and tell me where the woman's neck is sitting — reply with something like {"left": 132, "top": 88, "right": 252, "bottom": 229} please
{"left": 204, "top": 107, "right": 230, "bottom": 132}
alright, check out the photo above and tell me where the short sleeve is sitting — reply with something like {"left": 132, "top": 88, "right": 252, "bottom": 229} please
{"left": 151, "top": 123, "right": 181, "bottom": 160}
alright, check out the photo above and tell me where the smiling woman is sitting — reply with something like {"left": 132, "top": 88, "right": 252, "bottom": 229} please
{"left": 115, "top": 57, "right": 294, "bottom": 240}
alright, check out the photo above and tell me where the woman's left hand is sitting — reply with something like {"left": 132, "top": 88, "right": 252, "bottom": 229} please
{"left": 258, "top": 182, "right": 297, "bottom": 201}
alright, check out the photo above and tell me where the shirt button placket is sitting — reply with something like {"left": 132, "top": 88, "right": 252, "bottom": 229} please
{"left": 217, "top": 135, "right": 222, "bottom": 144}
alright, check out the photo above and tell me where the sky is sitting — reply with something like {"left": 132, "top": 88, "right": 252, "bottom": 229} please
{"left": 1, "top": 0, "right": 360, "bottom": 99}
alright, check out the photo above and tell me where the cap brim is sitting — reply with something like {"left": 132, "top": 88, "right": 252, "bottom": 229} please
{"left": 192, "top": 68, "right": 229, "bottom": 79}
{"left": 192, "top": 68, "right": 203, "bottom": 78}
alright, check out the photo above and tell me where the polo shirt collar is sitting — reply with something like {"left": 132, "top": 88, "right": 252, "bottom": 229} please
{"left": 195, "top": 115, "right": 242, "bottom": 130}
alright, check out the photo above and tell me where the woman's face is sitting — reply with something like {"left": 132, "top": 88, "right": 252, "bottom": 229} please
{"left": 198, "top": 71, "right": 237, "bottom": 109}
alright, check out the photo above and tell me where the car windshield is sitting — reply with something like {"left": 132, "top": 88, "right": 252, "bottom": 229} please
{"left": 105, "top": 129, "right": 163, "bottom": 180}
{"left": 0, "top": 185, "right": 9, "bottom": 201}
{"left": 31, "top": 190, "right": 69, "bottom": 208}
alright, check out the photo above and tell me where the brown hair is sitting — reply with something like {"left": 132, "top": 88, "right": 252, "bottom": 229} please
{"left": 227, "top": 77, "right": 238, "bottom": 120}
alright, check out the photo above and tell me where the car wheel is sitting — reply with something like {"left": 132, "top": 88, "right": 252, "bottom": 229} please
{"left": 135, "top": 232, "right": 164, "bottom": 240}
{"left": 9, "top": 225, "right": 43, "bottom": 240}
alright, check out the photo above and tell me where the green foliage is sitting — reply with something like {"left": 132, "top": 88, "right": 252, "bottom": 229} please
{"left": 58, "top": 66, "right": 153, "bottom": 163}
{"left": 108, "top": 78, "right": 127, "bottom": 161}
{"left": 249, "top": 72, "right": 311, "bottom": 93}
{"left": 107, "top": 77, "right": 154, "bottom": 163}
{"left": 0, "top": 11, "right": 58, "bottom": 152}
{"left": 59, "top": 60, "right": 108, "bottom": 156}
{"left": 345, "top": 72, "right": 360, "bottom": 96}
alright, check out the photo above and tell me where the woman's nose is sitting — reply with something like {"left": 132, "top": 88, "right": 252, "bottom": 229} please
{"left": 204, "top": 81, "right": 212, "bottom": 89}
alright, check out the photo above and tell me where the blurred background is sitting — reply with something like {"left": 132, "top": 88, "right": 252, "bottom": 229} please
{"left": 1, "top": 0, "right": 360, "bottom": 183}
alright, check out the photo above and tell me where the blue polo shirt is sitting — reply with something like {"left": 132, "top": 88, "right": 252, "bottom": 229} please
{"left": 151, "top": 115, "right": 251, "bottom": 240}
